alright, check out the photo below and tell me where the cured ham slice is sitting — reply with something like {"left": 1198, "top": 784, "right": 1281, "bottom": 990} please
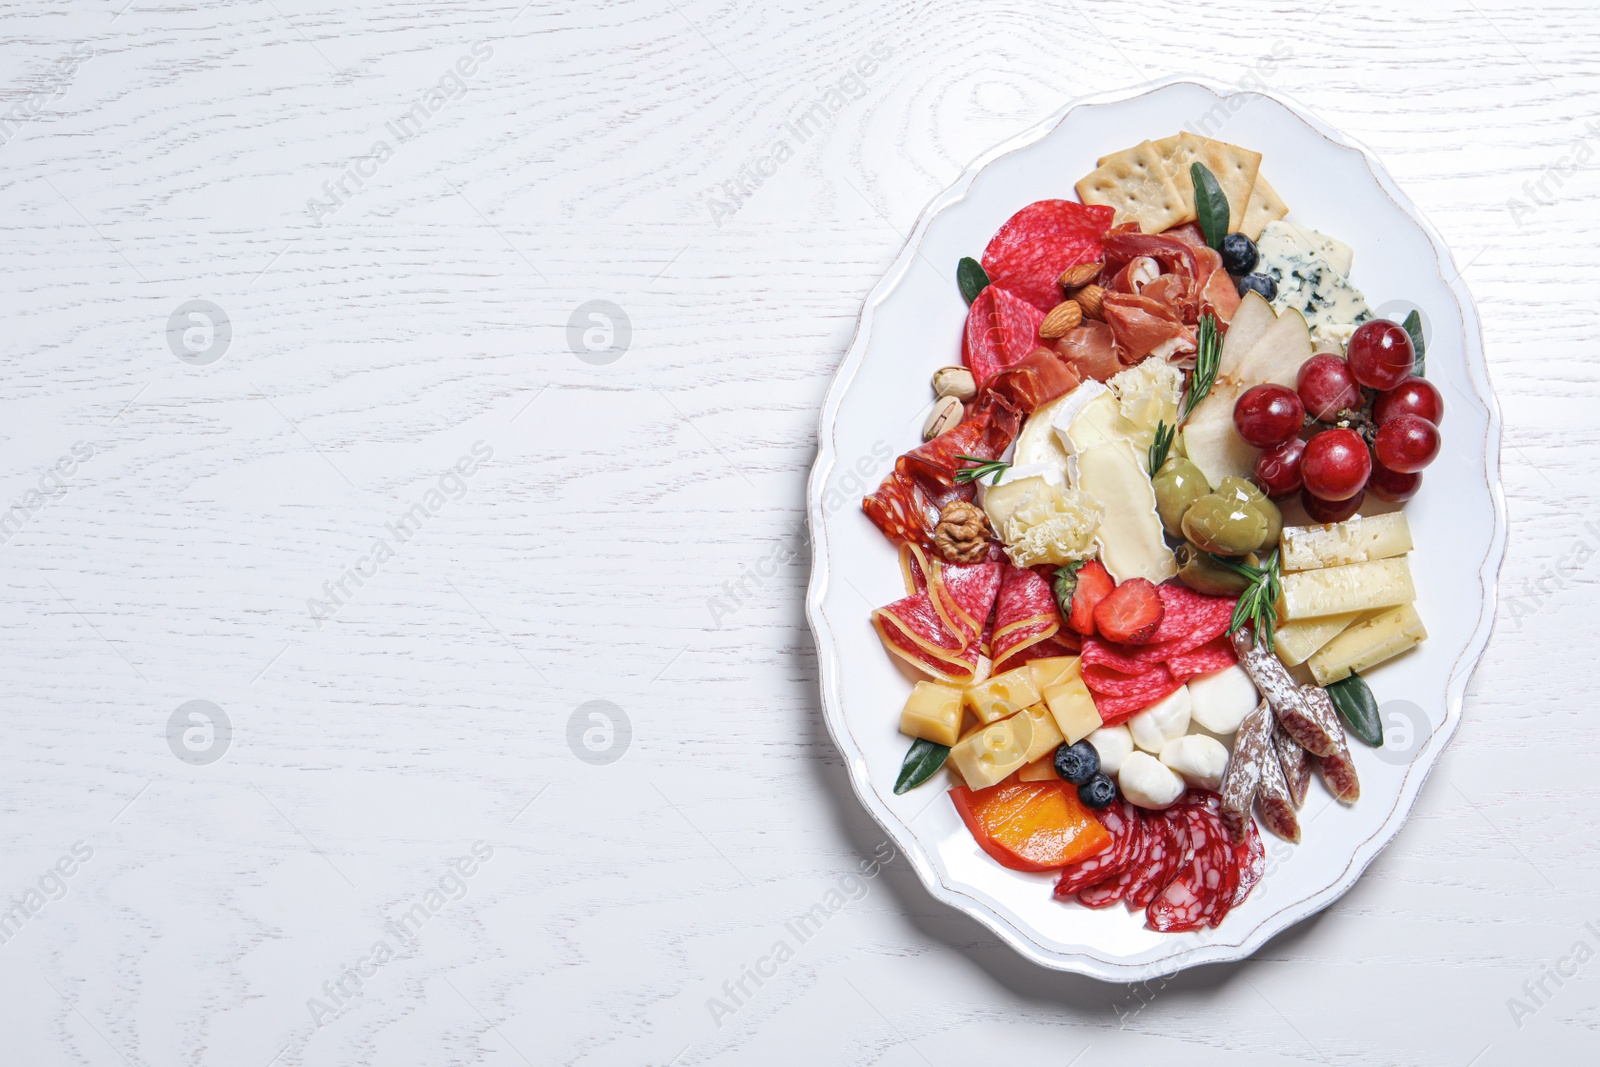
{"left": 1103, "top": 232, "right": 1201, "bottom": 291}
{"left": 1102, "top": 292, "right": 1187, "bottom": 363}
{"left": 990, "top": 564, "right": 1067, "bottom": 673}
{"left": 981, "top": 200, "right": 1113, "bottom": 311}
{"left": 862, "top": 391, "right": 1021, "bottom": 548}
{"left": 985, "top": 348, "right": 1082, "bottom": 414}
{"left": 962, "top": 285, "right": 1046, "bottom": 386}
{"left": 1054, "top": 322, "right": 1121, "bottom": 383}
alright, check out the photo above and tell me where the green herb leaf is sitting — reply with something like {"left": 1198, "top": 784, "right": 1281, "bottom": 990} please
{"left": 1402, "top": 309, "right": 1426, "bottom": 376}
{"left": 1052, "top": 561, "right": 1087, "bottom": 618}
{"left": 1147, "top": 420, "right": 1175, "bottom": 477}
{"left": 1190, "top": 162, "right": 1230, "bottom": 250}
{"left": 957, "top": 257, "right": 990, "bottom": 305}
{"left": 954, "top": 455, "right": 1009, "bottom": 486}
{"left": 894, "top": 737, "right": 950, "bottom": 794}
{"left": 1210, "top": 549, "right": 1280, "bottom": 651}
{"left": 1180, "top": 313, "right": 1221, "bottom": 422}
{"left": 1326, "top": 672, "right": 1383, "bottom": 747}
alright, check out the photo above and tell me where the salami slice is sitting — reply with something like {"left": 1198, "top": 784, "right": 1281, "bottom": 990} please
{"left": 928, "top": 560, "right": 1004, "bottom": 651}
{"left": 1147, "top": 801, "right": 1232, "bottom": 933}
{"left": 963, "top": 285, "right": 1047, "bottom": 385}
{"left": 990, "top": 564, "right": 1065, "bottom": 673}
{"left": 1078, "top": 587, "right": 1236, "bottom": 675}
{"left": 1126, "top": 810, "right": 1192, "bottom": 908}
{"left": 1230, "top": 817, "right": 1266, "bottom": 909}
{"left": 1090, "top": 682, "right": 1186, "bottom": 728}
{"left": 1081, "top": 661, "right": 1176, "bottom": 699}
{"left": 1077, "top": 809, "right": 1153, "bottom": 908}
{"left": 1054, "top": 800, "right": 1140, "bottom": 898}
{"left": 1167, "top": 635, "right": 1238, "bottom": 683}
{"left": 871, "top": 591, "right": 984, "bottom": 684}
{"left": 1274, "top": 723, "right": 1311, "bottom": 809}
{"left": 981, "top": 200, "right": 1113, "bottom": 311}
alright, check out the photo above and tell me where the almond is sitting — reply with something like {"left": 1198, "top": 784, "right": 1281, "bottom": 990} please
{"left": 1058, "top": 262, "right": 1102, "bottom": 291}
{"left": 1038, "top": 299, "right": 1084, "bottom": 339}
{"left": 1075, "top": 283, "right": 1106, "bottom": 321}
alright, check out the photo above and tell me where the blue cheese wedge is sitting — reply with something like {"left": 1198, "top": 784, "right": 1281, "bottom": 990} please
{"left": 1256, "top": 221, "right": 1372, "bottom": 351}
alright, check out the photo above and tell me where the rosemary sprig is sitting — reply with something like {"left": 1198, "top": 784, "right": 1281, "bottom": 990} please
{"left": 1179, "top": 312, "right": 1221, "bottom": 422}
{"left": 1147, "top": 419, "right": 1175, "bottom": 477}
{"left": 1207, "top": 549, "right": 1281, "bottom": 651}
{"left": 953, "top": 455, "right": 1009, "bottom": 486}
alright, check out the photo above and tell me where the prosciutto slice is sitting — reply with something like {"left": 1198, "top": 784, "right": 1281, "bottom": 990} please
{"left": 862, "top": 391, "right": 1021, "bottom": 548}
{"left": 1054, "top": 322, "right": 1121, "bottom": 383}
{"left": 985, "top": 348, "right": 1081, "bottom": 414}
{"left": 990, "top": 564, "right": 1067, "bottom": 673}
{"left": 1101, "top": 292, "right": 1188, "bottom": 363}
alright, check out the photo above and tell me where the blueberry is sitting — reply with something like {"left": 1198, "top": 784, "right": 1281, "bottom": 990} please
{"left": 1221, "top": 232, "right": 1259, "bottom": 276}
{"left": 1237, "top": 272, "right": 1278, "bottom": 301}
{"left": 1053, "top": 740, "right": 1100, "bottom": 785}
{"left": 1078, "top": 773, "right": 1118, "bottom": 809}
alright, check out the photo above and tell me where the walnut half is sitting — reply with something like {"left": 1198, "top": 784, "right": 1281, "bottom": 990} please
{"left": 934, "top": 501, "right": 991, "bottom": 563}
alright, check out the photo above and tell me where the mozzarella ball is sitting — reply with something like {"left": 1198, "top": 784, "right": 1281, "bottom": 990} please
{"left": 1129, "top": 686, "right": 1192, "bottom": 754}
{"left": 1087, "top": 724, "right": 1134, "bottom": 775}
{"left": 1118, "top": 751, "right": 1186, "bottom": 810}
{"left": 1159, "top": 734, "right": 1231, "bottom": 791}
{"left": 1187, "top": 664, "right": 1259, "bottom": 735}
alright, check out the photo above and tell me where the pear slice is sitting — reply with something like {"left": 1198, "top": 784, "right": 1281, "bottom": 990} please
{"left": 1181, "top": 304, "right": 1314, "bottom": 486}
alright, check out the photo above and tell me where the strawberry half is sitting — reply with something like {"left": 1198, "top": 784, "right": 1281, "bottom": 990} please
{"left": 1067, "top": 560, "right": 1115, "bottom": 636}
{"left": 1092, "top": 578, "right": 1166, "bottom": 645}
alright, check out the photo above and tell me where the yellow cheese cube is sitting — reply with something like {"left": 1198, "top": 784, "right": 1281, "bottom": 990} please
{"left": 1277, "top": 555, "right": 1415, "bottom": 621}
{"left": 1042, "top": 676, "right": 1104, "bottom": 745}
{"left": 1273, "top": 610, "right": 1363, "bottom": 666}
{"left": 1280, "top": 512, "right": 1413, "bottom": 572}
{"left": 1018, "top": 755, "right": 1060, "bottom": 782}
{"left": 948, "top": 713, "right": 1034, "bottom": 789}
{"left": 1019, "top": 703, "right": 1065, "bottom": 764}
{"left": 898, "top": 681, "right": 963, "bottom": 747}
{"left": 1029, "top": 656, "right": 1081, "bottom": 693}
{"left": 963, "top": 667, "right": 1041, "bottom": 725}
{"left": 1308, "top": 603, "right": 1428, "bottom": 685}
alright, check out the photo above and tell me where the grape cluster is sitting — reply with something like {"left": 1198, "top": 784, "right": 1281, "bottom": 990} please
{"left": 1232, "top": 319, "right": 1442, "bottom": 520}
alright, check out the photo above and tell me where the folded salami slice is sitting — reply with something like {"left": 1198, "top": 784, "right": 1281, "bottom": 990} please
{"left": 1148, "top": 799, "right": 1234, "bottom": 932}
{"left": 863, "top": 391, "right": 1022, "bottom": 548}
{"left": 928, "top": 560, "right": 1004, "bottom": 651}
{"left": 1090, "top": 681, "right": 1186, "bottom": 728}
{"left": 1220, "top": 699, "right": 1271, "bottom": 839}
{"left": 1077, "top": 809, "right": 1154, "bottom": 908}
{"left": 1274, "top": 723, "right": 1311, "bottom": 809}
{"left": 1082, "top": 661, "right": 1176, "bottom": 699}
{"left": 963, "top": 285, "right": 1047, "bottom": 385}
{"left": 1254, "top": 734, "right": 1302, "bottom": 844}
{"left": 872, "top": 592, "right": 983, "bottom": 683}
{"left": 981, "top": 199, "right": 1113, "bottom": 312}
{"left": 1079, "top": 586, "right": 1237, "bottom": 675}
{"left": 990, "top": 564, "right": 1066, "bottom": 673}
{"left": 1167, "top": 635, "right": 1238, "bottom": 683}
{"left": 1126, "top": 810, "right": 1193, "bottom": 909}
{"left": 1054, "top": 800, "right": 1140, "bottom": 898}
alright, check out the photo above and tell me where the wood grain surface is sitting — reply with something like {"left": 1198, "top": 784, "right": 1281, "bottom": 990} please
{"left": 0, "top": 1, "right": 1594, "bottom": 1063}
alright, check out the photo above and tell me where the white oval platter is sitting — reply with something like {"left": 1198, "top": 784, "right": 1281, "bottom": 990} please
{"left": 805, "top": 77, "right": 1506, "bottom": 981}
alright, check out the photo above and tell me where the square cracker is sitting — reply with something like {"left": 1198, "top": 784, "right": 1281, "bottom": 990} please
{"left": 1075, "top": 140, "right": 1188, "bottom": 234}
{"left": 1239, "top": 174, "right": 1289, "bottom": 241}
{"left": 1152, "top": 132, "right": 1263, "bottom": 234}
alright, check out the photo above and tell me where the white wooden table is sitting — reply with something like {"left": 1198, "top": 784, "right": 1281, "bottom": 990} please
{"left": 0, "top": 2, "right": 1592, "bottom": 1063}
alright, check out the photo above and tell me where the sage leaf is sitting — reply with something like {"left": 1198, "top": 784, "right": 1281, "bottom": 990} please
{"left": 1326, "top": 672, "right": 1383, "bottom": 747}
{"left": 957, "top": 257, "right": 990, "bottom": 305}
{"left": 894, "top": 737, "right": 950, "bottom": 794}
{"left": 1402, "top": 309, "right": 1426, "bottom": 376}
{"left": 1190, "top": 162, "right": 1230, "bottom": 250}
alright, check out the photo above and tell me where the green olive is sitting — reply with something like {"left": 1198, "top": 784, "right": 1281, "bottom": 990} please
{"left": 1181, "top": 492, "right": 1269, "bottom": 556}
{"left": 1151, "top": 457, "right": 1211, "bottom": 537}
{"left": 1216, "top": 476, "right": 1282, "bottom": 553}
{"left": 1174, "top": 542, "right": 1253, "bottom": 597}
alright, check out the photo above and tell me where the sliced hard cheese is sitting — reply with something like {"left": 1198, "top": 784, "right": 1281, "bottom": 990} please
{"left": 1280, "top": 512, "right": 1413, "bottom": 572}
{"left": 1308, "top": 603, "right": 1427, "bottom": 685}
{"left": 1273, "top": 610, "right": 1364, "bottom": 667}
{"left": 1028, "top": 656, "right": 1081, "bottom": 693}
{"left": 1042, "top": 676, "right": 1103, "bottom": 745}
{"left": 1277, "top": 556, "right": 1416, "bottom": 621}
{"left": 1019, "top": 703, "right": 1066, "bottom": 764}
{"left": 1075, "top": 440, "right": 1176, "bottom": 584}
{"left": 963, "top": 667, "right": 1041, "bottom": 725}
{"left": 1018, "top": 755, "right": 1060, "bottom": 782}
{"left": 949, "top": 713, "right": 1034, "bottom": 789}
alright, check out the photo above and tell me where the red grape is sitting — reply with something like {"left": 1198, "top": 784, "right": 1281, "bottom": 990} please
{"left": 1296, "top": 353, "right": 1363, "bottom": 421}
{"left": 1233, "top": 384, "right": 1306, "bottom": 448}
{"left": 1373, "top": 414, "right": 1440, "bottom": 473}
{"left": 1300, "top": 428, "right": 1371, "bottom": 501}
{"left": 1302, "top": 487, "right": 1365, "bottom": 523}
{"left": 1254, "top": 438, "right": 1306, "bottom": 498}
{"left": 1347, "top": 319, "right": 1414, "bottom": 391}
{"left": 1374, "top": 376, "right": 1444, "bottom": 426}
{"left": 1368, "top": 462, "right": 1421, "bottom": 503}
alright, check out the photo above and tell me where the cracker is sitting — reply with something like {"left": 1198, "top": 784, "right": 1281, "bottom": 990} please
{"left": 1240, "top": 174, "right": 1289, "bottom": 241}
{"left": 1075, "top": 140, "right": 1188, "bottom": 234}
{"left": 1151, "top": 133, "right": 1202, "bottom": 223}
{"left": 1187, "top": 132, "right": 1262, "bottom": 233}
